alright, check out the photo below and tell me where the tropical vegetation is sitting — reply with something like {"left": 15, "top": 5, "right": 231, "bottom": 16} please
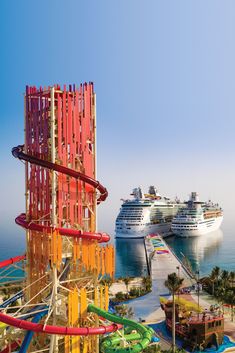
{"left": 113, "top": 276, "right": 152, "bottom": 302}
{"left": 164, "top": 272, "right": 184, "bottom": 353}
{"left": 100, "top": 277, "right": 113, "bottom": 287}
{"left": 202, "top": 266, "right": 235, "bottom": 321}
{"left": 123, "top": 276, "right": 131, "bottom": 292}
{"left": 114, "top": 304, "right": 134, "bottom": 318}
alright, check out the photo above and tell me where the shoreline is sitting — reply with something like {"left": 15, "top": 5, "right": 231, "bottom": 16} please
{"left": 118, "top": 233, "right": 235, "bottom": 348}
{"left": 109, "top": 277, "right": 144, "bottom": 297}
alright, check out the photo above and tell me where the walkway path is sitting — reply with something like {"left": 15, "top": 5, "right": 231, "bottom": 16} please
{"left": 124, "top": 234, "right": 235, "bottom": 349}
{"left": 127, "top": 234, "right": 195, "bottom": 321}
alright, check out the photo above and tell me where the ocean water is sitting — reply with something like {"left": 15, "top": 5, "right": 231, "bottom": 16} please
{"left": 166, "top": 228, "right": 232, "bottom": 276}
{"left": 0, "top": 219, "right": 234, "bottom": 280}
{"left": 115, "top": 238, "right": 148, "bottom": 278}
{"left": 114, "top": 218, "right": 235, "bottom": 278}
{"left": 0, "top": 229, "right": 25, "bottom": 262}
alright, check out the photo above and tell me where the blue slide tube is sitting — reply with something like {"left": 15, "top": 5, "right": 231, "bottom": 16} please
{"left": 19, "top": 309, "right": 48, "bottom": 353}
{"left": 0, "top": 291, "right": 23, "bottom": 309}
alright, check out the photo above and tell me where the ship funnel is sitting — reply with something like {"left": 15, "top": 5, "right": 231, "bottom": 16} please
{"left": 131, "top": 187, "right": 143, "bottom": 200}
{"left": 191, "top": 192, "right": 199, "bottom": 202}
{"left": 148, "top": 186, "right": 157, "bottom": 196}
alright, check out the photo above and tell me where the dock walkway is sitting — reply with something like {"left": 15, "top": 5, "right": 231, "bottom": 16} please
{"left": 146, "top": 234, "right": 195, "bottom": 288}
{"left": 125, "top": 234, "right": 235, "bottom": 350}
{"left": 127, "top": 234, "right": 195, "bottom": 321}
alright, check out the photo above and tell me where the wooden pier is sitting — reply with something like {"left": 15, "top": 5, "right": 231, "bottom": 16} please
{"left": 126, "top": 234, "right": 195, "bottom": 321}
{"left": 145, "top": 234, "right": 195, "bottom": 289}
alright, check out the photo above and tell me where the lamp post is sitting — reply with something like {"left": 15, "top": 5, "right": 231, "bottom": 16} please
{"left": 196, "top": 269, "right": 200, "bottom": 319}
{"left": 176, "top": 266, "right": 180, "bottom": 301}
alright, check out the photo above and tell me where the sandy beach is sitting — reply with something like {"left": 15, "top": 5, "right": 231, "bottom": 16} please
{"left": 109, "top": 277, "right": 143, "bottom": 296}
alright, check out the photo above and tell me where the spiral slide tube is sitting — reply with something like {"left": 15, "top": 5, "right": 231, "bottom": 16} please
{"left": 0, "top": 255, "right": 27, "bottom": 309}
{"left": 0, "top": 311, "right": 48, "bottom": 353}
{"left": 0, "top": 291, "right": 24, "bottom": 332}
{"left": 0, "top": 141, "right": 122, "bottom": 336}
{"left": 19, "top": 310, "right": 48, "bottom": 353}
{"left": 0, "top": 305, "right": 47, "bottom": 333}
{"left": 0, "top": 255, "right": 25, "bottom": 269}
{"left": 12, "top": 146, "right": 108, "bottom": 203}
{"left": 0, "top": 311, "right": 121, "bottom": 335}
{"left": 0, "top": 255, "right": 25, "bottom": 331}
{"left": 0, "top": 259, "right": 122, "bottom": 336}
{"left": 12, "top": 145, "right": 110, "bottom": 243}
{"left": 0, "top": 305, "right": 154, "bottom": 352}
{"left": 88, "top": 304, "right": 155, "bottom": 353}
{"left": 0, "top": 291, "right": 24, "bottom": 309}
{"left": 15, "top": 213, "right": 110, "bottom": 243}
{"left": 17, "top": 259, "right": 71, "bottom": 351}
{"left": 0, "top": 259, "right": 69, "bottom": 349}
{"left": 0, "top": 145, "right": 154, "bottom": 352}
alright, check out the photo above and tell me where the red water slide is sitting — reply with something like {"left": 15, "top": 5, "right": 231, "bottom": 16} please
{"left": 0, "top": 311, "right": 121, "bottom": 335}
{"left": 0, "top": 145, "right": 120, "bottom": 337}
{"left": 15, "top": 213, "right": 109, "bottom": 243}
{"left": 12, "top": 145, "right": 110, "bottom": 243}
{"left": 0, "top": 255, "right": 25, "bottom": 269}
{"left": 0, "top": 255, "right": 122, "bottom": 337}
{"left": 0, "top": 254, "right": 120, "bottom": 338}
{"left": 12, "top": 146, "right": 108, "bottom": 203}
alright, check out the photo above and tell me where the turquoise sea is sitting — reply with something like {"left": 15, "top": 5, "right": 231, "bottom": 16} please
{"left": 0, "top": 218, "right": 234, "bottom": 280}
{"left": 115, "top": 218, "right": 235, "bottom": 278}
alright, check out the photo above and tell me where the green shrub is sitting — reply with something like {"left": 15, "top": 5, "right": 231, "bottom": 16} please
{"left": 143, "top": 344, "right": 161, "bottom": 352}
{"left": 129, "top": 287, "right": 140, "bottom": 297}
{"left": 115, "top": 292, "right": 126, "bottom": 300}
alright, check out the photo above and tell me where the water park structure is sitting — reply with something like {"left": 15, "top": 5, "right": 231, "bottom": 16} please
{"left": 0, "top": 84, "right": 154, "bottom": 353}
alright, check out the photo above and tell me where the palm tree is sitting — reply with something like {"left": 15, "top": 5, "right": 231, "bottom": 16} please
{"left": 225, "top": 290, "right": 235, "bottom": 322}
{"left": 114, "top": 304, "right": 134, "bottom": 318}
{"left": 165, "top": 272, "right": 184, "bottom": 353}
{"left": 229, "top": 271, "right": 235, "bottom": 288}
{"left": 221, "top": 270, "right": 230, "bottom": 288}
{"left": 123, "top": 277, "right": 131, "bottom": 293}
{"left": 210, "top": 266, "right": 221, "bottom": 295}
{"left": 142, "top": 276, "right": 152, "bottom": 292}
{"left": 100, "top": 277, "right": 113, "bottom": 287}
{"left": 215, "top": 286, "right": 226, "bottom": 313}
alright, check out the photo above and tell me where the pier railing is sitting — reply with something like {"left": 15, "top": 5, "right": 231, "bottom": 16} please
{"left": 145, "top": 234, "right": 195, "bottom": 280}
{"left": 165, "top": 243, "right": 195, "bottom": 280}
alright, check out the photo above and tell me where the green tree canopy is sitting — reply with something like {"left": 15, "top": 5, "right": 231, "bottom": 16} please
{"left": 164, "top": 273, "right": 184, "bottom": 294}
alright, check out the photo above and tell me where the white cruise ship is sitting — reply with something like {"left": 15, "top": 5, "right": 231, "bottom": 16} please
{"left": 115, "top": 186, "right": 184, "bottom": 238}
{"left": 171, "top": 192, "right": 223, "bottom": 237}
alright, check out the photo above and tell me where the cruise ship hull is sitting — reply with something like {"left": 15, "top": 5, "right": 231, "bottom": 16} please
{"left": 115, "top": 222, "right": 172, "bottom": 238}
{"left": 172, "top": 216, "right": 223, "bottom": 237}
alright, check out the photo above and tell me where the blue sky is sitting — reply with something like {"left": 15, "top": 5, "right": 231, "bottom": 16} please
{"left": 1, "top": 0, "right": 235, "bottom": 236}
